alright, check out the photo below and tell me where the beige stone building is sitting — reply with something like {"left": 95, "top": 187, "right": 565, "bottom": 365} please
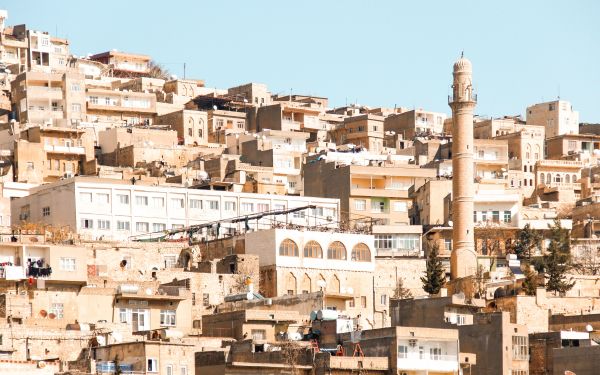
{"left": 304, "top": 158, "right": 436, "bottom": 227}
{"left": 526, "top": 99, "right": 579, "bottom": 139}
{"left": 384, "top": 108, "right": 447, "bottom": 139}
{"left": 89, "top": 50, "right": 151, "bottom": 77}
{"left": 14, "top": 125, "right": 94, "bottom": 183}
{"left": 157, "top": 109, "right": 209, "bottom": 146}
{"left": 12, "top": 70, "right": 86, "bottom": 127}
{"left": 85, "top": 85, "right": 157, "bottom": 126}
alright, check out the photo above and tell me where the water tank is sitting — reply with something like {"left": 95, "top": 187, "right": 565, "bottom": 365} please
{"left": 317, "top": 309, "right": 339, "bottom": 321}
{"left": 118, "top": 284, "right": 139, "bottom": 294}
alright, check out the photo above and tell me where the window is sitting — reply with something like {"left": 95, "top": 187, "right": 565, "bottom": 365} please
{"left": 393, "top": 201, "right": 408, "bottom": 212}
{"left": 380, "top": 294, "right": 387, "bottom": 305}
{"left": 430, "top": 347, "right": 442, "bottom": 360}
{"left": 224, "top": 201, "right": 236, "bottom": 211}
{"left": 189, "top": 199, "right": 202, "bottom": 209}
{"left": 241, "top": 202, "right": 254, "bottom": 212}
{"left": 304, "top": 241, "right": 323, "bottom": 258}
{"left": 117, "top": 221, "right": 130, "bottom": 231}
{"left": 118, "top": 194, "right": 129, "bottom": 204}
{"left": 444, "top": 238, "right": 452, "bottom": 251}
{"left": 136, "top": 222, "right": 149, "bottom": 232}
{"left": 71, "top": 103, "right": 81, "bottom": 112}
{"left": 198, "top": 128, "right": 203, "bottom": 137}
{"left": 279, "top": 239, "right": 299, "bottom": 257}
{"left": 512, "top": 336, "right": 528, "bottom": 360}
{"left": 90, "top": 96, "right": 98, "bottom": 105}
{"left": 188, "top": 128, "right": 193, "bottom": 136}
{"left": 351, "top": 243, "right": 371, "bottom": 261}
{"left": 481, "top": 211, "right": 487, "bottom": 221}
{"left": 503, "top": 211, "right": 512, "bottom": 223}
{"left": 203, "top": 293, "right": 210, "bottom": 307}
{"left": 348, "top": 298, "right": 355, "bottom": 308}
{"left": 251, "top": 329, "right": 266, "bottom": 340}
{"left": 327, "top": 241, "right": 347, "bottom": 260}
{"left": 207, "top": 200, "right": 219, "bottom": 210}
{"left": 170, "top": 198, "right": 184, "bottom": 209}
{"left": 256, "top": 203, "right": 269, "bottom": 212}
{"left": 361, "top": 296, "right": 367, "bottom": 308}
{"left": 180, "top": 366, "right": 187, "bottom": 375}
{"left": 42, "top": 207, "right": 50, "bottom": 217}
{"left": 50, "top": 303, "right": 64, "bottom": 319}
{"left": 160, "top": 310, "right": 176, "bottom": 326}
{"left": 237, "top": 121, "right": 245, "bottom": 129}
{"left": 398, "top": 345, "right": 408, "bottom": 359}
{"left": 98, "top": 220, "right": 111, "bottom": 230}
{"left": 492, "top": 211, "right": 500, "bottom": 223}
{"left": 166, "top": 365, "right": 173, "bottom": 375}
{"left": 457, "top": 315, "right": 466, "bottom": 325}
{"left": 59, "top": 257, "right": 76, "bottom": 271}
{"left": 79, "top": 192, "right": 92, "bottom": 203}
{"left": 288, "top": 181, "right": 296, "bottom": 189}
{"left": 371, "top": 200, "right": 385, "bottom": 213}
{"left": 119, "top": 308, "right": 129, "bottom": 323}
{"left": 152, "top": 197, "right": 165, "bottom": 208}
{"left": 354, "top": 199, "right": 366, "bottom": 211}
{"left": 511, "top": 371, "right": 528, "bottom": 375}
{"left": 81, "top": 219, "right": 93, "bottom": 229}
{"left": 71, "top": 83, "right": 81, "bottom": 91}
{"left": 147, "top": 358, "right": 158, "bottom": 373}
{"left": 135, "top": 196, "right": 149, "bottom": 206}
{"left": 153, "top": 223, "right": 166, "bottom": 232}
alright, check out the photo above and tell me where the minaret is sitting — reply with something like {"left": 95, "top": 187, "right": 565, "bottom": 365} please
{"left": 448, "top": 55, "right": 478, "bottom": 279}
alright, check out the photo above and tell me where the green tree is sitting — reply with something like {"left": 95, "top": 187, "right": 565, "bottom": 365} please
{"left": 521, "top": 265, "right": 539, "bottom": 296}
{"left": 421, "top": 242, "right": 446, "bottom": 295}
{"left": 513, "top": 224, "right": 541, "bottom": 261}
{"left": 393, "top": 277, "right": 413, "bottom": 299}
{"left": 544, "top": 219, "right": 575, "bottom": 294}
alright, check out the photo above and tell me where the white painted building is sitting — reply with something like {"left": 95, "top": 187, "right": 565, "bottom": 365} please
{"left": 11, "top": 177, "right": 340, "bottom": 241}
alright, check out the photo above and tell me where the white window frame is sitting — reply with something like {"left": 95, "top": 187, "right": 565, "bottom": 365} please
{"left": 147, "top": 358, "right": 158, "bottom": 373}
{"left": 160, "top": 309, "right": 176, "bottom": 327}
{"left": 59, "top": 257, "right": 76, "bottom": 272}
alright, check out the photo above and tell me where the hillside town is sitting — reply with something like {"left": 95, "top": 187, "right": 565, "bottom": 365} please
{"left": 0, "top": 8, "right": 599, "bottom": 375}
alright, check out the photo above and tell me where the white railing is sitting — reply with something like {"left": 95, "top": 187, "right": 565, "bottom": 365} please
{"left": 44, "top": 145, "right": 86, "bottom": 154}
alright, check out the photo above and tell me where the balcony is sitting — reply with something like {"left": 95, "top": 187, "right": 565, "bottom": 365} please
{"left": 281, "top": 119, "right": 301, "bottom": 131}
{"left": 375, "top": 248, "right": 421, "bottom": 257}
{"left": 0, "top": 266, "right": 25, "bottom": 280}
{"left": 540, "top": 182, "right": 582, "bottom": 193}
{"left": 352, "top": 187, "right": 410, "bottom": 199}
{"left": 537, "top": 159, "right": 583, "bottom": 168}
{"left": 26, "top": 86, "right": 63, "bottom": 100}
{"left": 43, "top": 144, "right": 86, "bottom": 154}
{"left": 397, "top": 354, "right": 459, "bottom": 372}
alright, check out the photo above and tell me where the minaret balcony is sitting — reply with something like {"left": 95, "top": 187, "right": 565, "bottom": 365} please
{"left": 448, "top": 93, "right": 477, "bottom": 104}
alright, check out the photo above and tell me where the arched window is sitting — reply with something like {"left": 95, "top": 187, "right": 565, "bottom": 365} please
{"left": 279, "top": 239, "right": 299, "bottom": 257}
{"left": 546, "top": 173, "right": 552, "bottom": 184}
{"left": 573, "top": 174, "right": 577, "bottom": 183}
{"left": 304, "top": 241, "right": 323, "bottom": 258}
{"left": 327, "top": 241, "right": 347, "bottom": 260}
{"left": 566, "top": 174, "right": 570, "bottom": 183}
{"left": 351, "top": 243, "right": 371, "bottom": 262}
{"left": 540, "top": 173, "right": 545, "bottom": 184}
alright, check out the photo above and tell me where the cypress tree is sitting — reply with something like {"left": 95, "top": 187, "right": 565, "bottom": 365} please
{"left": 544, "top": 219, "right": 575, "bottom": 294}
{"left": 513, "top": 224, "right": 541, "bottom": 261}
{"left": 421, "top": 242, "right": 446, "bottom": 295}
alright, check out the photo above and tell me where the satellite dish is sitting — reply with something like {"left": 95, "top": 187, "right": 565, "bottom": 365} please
{"left": 246, "top": 291, "right": 254, "bottom": 300}
{"left": 586, "top": 324, "right": 593, "bottom": 332}
{"left": 145, "top": 288, "right": 153, "bottom": 296}
{"left": 170, "top": 74, "right": 178, "bottom": 80}
{"left": 212, "top": 105, "right": 218, "bottom": 111}
{"left": 448, "top": 220, "right": 453, "bottom": 227}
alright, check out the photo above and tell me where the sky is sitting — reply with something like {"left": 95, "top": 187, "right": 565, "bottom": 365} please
{"left": 4, "top": 0, "right": 599, "bottom": 121}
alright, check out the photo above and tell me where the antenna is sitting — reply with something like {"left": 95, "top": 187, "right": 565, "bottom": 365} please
{"left": 461, "top": 50, "right": 464, "bottom": 58}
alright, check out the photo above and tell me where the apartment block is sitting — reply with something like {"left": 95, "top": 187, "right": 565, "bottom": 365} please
{"left": 11, "top": 70, "right": 86, "bottom": 127}
{"left": 385, "top": 108, "right": 447, "bottom": 139}
{"left": 11, "top": 177, "right": 340, "bottom": 241}
{"left": 89, "top": 50, "right": 151, "bottom": 77}
{"left": 526, "top": 99, "right": 579, "bottom": 139}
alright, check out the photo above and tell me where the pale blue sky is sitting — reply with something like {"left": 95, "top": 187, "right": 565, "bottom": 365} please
{"left": 4, "top": 0, "right": 599, "bottom": 121}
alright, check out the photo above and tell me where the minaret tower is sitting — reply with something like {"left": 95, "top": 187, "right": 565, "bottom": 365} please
{"left": 448, "top": 54, "right": 478, "bottom": 279}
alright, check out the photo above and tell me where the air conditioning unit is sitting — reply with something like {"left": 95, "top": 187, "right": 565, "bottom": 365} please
{"left": 408, "top": 339, "right": 417, "bottom": 347}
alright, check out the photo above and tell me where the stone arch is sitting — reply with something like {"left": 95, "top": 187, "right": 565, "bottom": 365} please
{"left": 328, "top": 274, "right": 341, "bottom": 293}
{"left": 279, "top": 239, "right": 299, "bottom": 256}
{"left": 317, "top": 274, "right": 326, "bottom": 291}
{"left": 327, "top": 241, "right": 347, "bottom": 260}
{"left": 566, "top": 174, "right": 570, "bottom": 183}
{"left": 284, "top": 272, "right": 297, "bottom": 295}
{"left": 301, "top": 273, "right": 312, "bottom": 294}
{"left": 304, "top": 240, "right": 323, "bottom": 258}
{"left": 351, "top": 243, "right": 372, "bottom": 262}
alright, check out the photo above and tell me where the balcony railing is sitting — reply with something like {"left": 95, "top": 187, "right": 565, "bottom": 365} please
{"left": 0, "top": 266, "right": 25, "bottom": 280}
{"left": 43, "top": 144, "right": 86, "bottom": 154}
